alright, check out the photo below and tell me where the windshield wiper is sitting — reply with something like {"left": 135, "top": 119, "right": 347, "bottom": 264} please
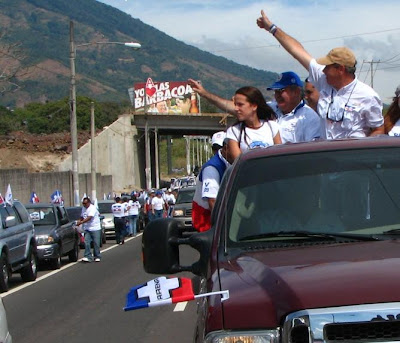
{"left": 382, "top": 228, "right": 400, "bottom": 235}
{"left": 238, "top": 230, "right": 379, "bottom": 242}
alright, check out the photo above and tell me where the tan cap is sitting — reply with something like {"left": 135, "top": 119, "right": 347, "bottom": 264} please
{"left": 316, "top": 47, "right": 356, "bottom": 68}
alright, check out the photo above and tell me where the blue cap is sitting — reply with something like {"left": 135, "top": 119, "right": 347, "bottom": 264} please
{"left": 267, "top": 71, "right": 303, "bottom": 90}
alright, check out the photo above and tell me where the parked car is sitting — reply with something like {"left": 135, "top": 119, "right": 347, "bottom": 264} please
{"left": 65, "top": 206, "right": 106, "bottom": 247}
{"left": 171, "top": 186, "right": 195, "bottom": 229}
{"left": 0, "top": 297, "right": 12, "bottom": 343}
{"left": 143, "top": 137, "right": 400, "bottom": 342}
{"left": 97, "top": 200, "right": 115, "bottom": 237}
{"left": 25, "top": 203, "right": 80, "bottom": 269}
{"left": 0, "top": 200, "right": 37, "bottom": 292}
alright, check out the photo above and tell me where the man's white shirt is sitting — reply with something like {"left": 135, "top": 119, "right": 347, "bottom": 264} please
{"left": 268, "top": 100, "right": 322, "bottom": 143}
{"left": 80, "top": 204, "right": 101, "bottom": 231}
{"left": 308, "top": 58, "right": 383, "bottom": 139}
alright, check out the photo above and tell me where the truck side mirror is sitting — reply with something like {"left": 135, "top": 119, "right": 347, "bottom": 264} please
{"left": 5, "top": 216, "right": 16, "bottom": 228}
{"left": 142, "top": 218, "right": 213, "bottom": 277}
{"left": 142, "top": 218, "right": 180, "bottom": 274}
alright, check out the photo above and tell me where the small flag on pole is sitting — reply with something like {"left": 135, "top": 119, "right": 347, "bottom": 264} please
{"left": 0, "top": 193, "right": 4, "bottom": 205}
{"left": 50, "top": 190, "right": 63, "bottom": 205}
{"left": 124, "top": 276, "right": 229, "bottom": 311}
{"left": 30, "top": 191, "right": 40, "bottom": 203}
{"left": 4, "top": 184, "right": 13, "bottom": 206}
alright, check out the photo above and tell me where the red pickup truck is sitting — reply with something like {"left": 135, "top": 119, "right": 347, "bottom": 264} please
{"left": 143, "top": 137, "right": 400, "bottom": 343}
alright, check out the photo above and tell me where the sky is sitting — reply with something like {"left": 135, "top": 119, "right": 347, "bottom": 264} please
{"left": 98, "top": 0, "right": 400, "bottom": 103}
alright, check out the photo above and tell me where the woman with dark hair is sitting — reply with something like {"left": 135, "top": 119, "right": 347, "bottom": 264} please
{"left": 225, "top": 86, "right": 281, "bottom": 163}
{"left": 384, "top": 85, "right": 400, "bottom": 136}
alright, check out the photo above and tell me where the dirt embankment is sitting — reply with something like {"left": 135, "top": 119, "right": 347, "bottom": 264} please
{"left": 0, "top": 131, "right": 90, "bottom": 172}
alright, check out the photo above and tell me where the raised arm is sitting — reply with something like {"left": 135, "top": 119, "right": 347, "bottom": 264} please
{"left": 188, "top": 78, "right": 236, "bottom": 114}
{"left": 256, "top": 10, "right": 313, "bottom": 71}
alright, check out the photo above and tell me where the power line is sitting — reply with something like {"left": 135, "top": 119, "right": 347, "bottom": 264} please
{"left": 209, "top": 27, "right": 400, "bottom": 53}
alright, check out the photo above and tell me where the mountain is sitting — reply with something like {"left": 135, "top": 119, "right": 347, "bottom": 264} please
{"left": 0, "top": 0, "right": 277, "bottom": 108}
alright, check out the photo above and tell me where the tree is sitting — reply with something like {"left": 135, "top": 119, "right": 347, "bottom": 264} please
{"left": 0, "top": 31, "right": 26, "bottom": 94}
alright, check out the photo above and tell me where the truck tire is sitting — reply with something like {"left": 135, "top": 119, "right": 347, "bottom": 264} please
{"left": 50, "top": 248, "right": 62, "bottom": 270}
{"left": 20, "top": 248, "right": 37, "bottom": 282}
{"left": 0, "top": 254, "right": 10, "bottom": 292}
{"left": 68, "top": 239, "right": 79, "bottom": 262}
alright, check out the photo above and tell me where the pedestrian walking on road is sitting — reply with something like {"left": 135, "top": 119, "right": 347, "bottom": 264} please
{"left": 77, "top": 197, "right": 102, "bottom": 262}
{"left": 111, "top": 197, "right": 128, "bottom": 245}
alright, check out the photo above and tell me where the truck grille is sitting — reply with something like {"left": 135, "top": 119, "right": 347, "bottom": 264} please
{"left": 325, "top": 321, "right": 400, "bottom": 342}
{"left": 283, "top": 303, "right": 400, "bottom": 343}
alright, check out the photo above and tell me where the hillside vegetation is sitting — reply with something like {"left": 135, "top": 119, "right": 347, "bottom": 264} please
{"left": 0, "top": 0, "right": 277, "bottom": 108}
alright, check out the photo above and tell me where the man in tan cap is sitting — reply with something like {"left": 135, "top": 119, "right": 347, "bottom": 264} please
{"left": 256, "top": 10, "right": 384, "bottom": 139}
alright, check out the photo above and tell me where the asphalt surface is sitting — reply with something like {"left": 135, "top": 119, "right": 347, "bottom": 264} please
{"left": 2, "top": 234, "right": 198, "bottom": 343}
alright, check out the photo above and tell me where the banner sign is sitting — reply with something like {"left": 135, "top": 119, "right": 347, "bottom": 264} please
{"left": 133, "top": 78, "right": 199, "bottom": 114}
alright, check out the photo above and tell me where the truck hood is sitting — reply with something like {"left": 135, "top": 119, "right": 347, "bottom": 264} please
{"left": 219, "top": 240, "right": 400, "bottom": 329}
{"left": 34, "top": 225, "right": 57, "bottom": 235}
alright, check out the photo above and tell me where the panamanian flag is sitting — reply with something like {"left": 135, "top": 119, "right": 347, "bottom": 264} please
{"left": 124, "top": 276, "right": 229, "bottom": 311}
{"left": 30, "top": 191, "right": 40, "bottom": 203}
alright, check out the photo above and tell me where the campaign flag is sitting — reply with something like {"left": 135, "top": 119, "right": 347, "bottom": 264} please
{"left": 0, "top": 193, "right": 4, "bottom": 205}
{"left": 50, "top": 190, "right": 63, "bottom": 205}
{"left": 4, "top": 184, "right": 13, "bottom": 206}
{"left": 124, "top": 276, "right": 229, "bottom": 312}
{"left": 30, "top": 191, "right": 40, "bottom": 203}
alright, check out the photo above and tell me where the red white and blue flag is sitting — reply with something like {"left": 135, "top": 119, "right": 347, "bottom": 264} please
{"left": 30, "top": 191, "right": 40, "bottom": 203}
{"left": 124, "top": 276, "right": 229, "bottom": 311}
{"left": 50, "top": 190, "right": 63, "bottom": 205}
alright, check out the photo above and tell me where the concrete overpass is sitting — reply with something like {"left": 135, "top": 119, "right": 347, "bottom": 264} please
{"left": 131, "top": 112, "right": 235, "bottom": 189}
{"left": 58, "top": 112, "right": 235, "bottom": 193}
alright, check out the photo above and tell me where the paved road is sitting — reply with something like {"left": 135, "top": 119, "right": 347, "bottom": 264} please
{"left": 2, "top": 234, "right": 198, "bottom": 342}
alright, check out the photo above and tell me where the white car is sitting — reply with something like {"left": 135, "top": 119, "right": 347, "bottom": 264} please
{"left": 0, "top": 297, "right": 12, "bottom": 343}
{"left": 97, "top": 200, "right": 115, "bottom": 237}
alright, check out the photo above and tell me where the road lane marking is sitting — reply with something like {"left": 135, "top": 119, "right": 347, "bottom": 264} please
{"left": 174, "top": 302, "right": 188, "bottom": 312}
{"left": 1, "top": 233, "right": 143, "bottom": 298}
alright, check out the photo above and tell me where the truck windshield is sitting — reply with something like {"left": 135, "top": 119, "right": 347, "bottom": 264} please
{"left": 227, "top": 147, "right": 400, "bottom": 244}
{"left": 27, "top": 207, "right": 56, "bottom": 225}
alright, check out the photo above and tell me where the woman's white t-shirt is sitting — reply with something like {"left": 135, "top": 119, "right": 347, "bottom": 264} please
{"left": 226, "top": 120, "right": 280, "bottom": 152}
{"left": 388, "top": 118, "right": 400, "bottom": 137}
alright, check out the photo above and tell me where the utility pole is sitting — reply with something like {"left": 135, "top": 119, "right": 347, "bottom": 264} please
{"left": 69, "top": 21, "right": 80, "bottom": 206}
{"left": 364, "top": 59, "right": 380, "bottom": 88}
{"left": 90, "top": 102, "right": 96, "bottom": 203}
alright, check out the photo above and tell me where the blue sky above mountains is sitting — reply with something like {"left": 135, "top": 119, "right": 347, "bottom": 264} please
{"left": 99, "top": 0, "right": 400, "bottom": 101}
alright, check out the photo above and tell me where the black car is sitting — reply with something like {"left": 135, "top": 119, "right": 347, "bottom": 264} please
{"left": 171, "top": 186, "right": 196, "bottom": 229}
{"left": 25, "top": 203, "right": 80, "bottom": 269}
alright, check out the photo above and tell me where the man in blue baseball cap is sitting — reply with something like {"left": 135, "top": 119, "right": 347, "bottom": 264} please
{"left": 266, "top": 71, "right": 322, "bottom": 143}
{"left": 189, "top": 72, "right": 322, "bottom": 144}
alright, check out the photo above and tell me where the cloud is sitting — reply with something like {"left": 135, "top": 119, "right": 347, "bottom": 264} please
{"left": 99, "top": 0, "right": 400, "bottom": 101}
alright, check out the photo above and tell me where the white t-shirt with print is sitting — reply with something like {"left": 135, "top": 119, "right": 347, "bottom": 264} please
{"left": 388, "top": 118, "right": 400, "bottom": 137}
{"left": 151, "top": 196, "right": 165, "bottom": 211}
{"left": 128, "top": 200, "right": 141, "bottom": 215}
{"left": 111, "top": 203, "right": 127, "bottom": 218}
{"left": 80, "top": 204, "right": 101, "bottom": 232}
{"left": 226, "top": 120, "right": 280, "bottom": 153}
